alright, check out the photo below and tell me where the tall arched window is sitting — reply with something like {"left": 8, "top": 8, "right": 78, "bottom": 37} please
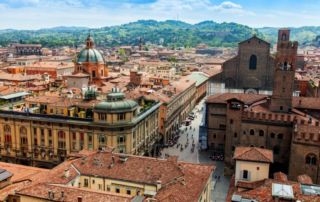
{"left": 250, "top": 129, "right": 255, "bottom": 136}
{"left": 249, "top": 55, "right": 257, "bottom": 70}
{"left": 4, "top": 125, "right": 12, "bottom": 148}
{"left": 259, "top": 130, "right": 264, "bottom": 137}
{"left": 58, "top": 131, "right": 66, "bottom": 149}
{"left": 306, "top": 153, "right": 317, "bottom": 165}
{"left": 281, "top": 33, "right": 287, "bottom": 41}
{"left": 20, "top": 126, "right": 28, "bottom": 146}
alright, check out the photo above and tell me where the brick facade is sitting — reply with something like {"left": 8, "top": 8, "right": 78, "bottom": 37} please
{"left": 223, "top": 36, "right": 275, "bottom": 90}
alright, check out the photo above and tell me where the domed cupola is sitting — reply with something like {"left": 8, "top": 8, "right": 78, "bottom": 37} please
{"left": 74, "top": 34, "right": 108, "bottom": 81}
{"left": 94, "top": 88, "right": 138, "bottom": 113}
{"left": 76, "top": 34, "right": 105, "bottom": 64}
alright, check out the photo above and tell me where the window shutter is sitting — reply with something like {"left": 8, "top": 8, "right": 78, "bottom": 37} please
{"left": 240, "top": 170, "right": 243, "bottom": 180}
{"left": 248, "top": 171, "right": 251, "bottom": 181}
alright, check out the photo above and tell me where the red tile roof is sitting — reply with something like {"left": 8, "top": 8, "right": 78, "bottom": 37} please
{"left": 297, "top": 174, "right": 313, "bottom": 185}
{"left": 233, "top": 147, "right": 273, "bottom": 163}
{"left": 72, "top": 152, "right": 184, "bottom": 186}
{"left": 273, "top": 172, "right": 288, "bottom": 182}
{"left": 155, "top": 162, "right": 214, "bottom": 202}
{"left": 206, "top": 93, "right": 267, "bottom": 105}
{"left": 1, "top": 151, "right": 214, "bottom": 202}
{"left": 17, "top": 183, "right": 133, "bottom": 202}
{"left": 227, "top": 174, "right": 320, "bottom": 202}
{"left": 292, "top": 97, "right": 320, "bottom": 110}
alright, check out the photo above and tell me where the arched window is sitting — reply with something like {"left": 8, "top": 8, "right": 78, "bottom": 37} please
{"left": 250, "top": 129, "right": 255, "bottom": 136}
{"left": 270, "top": 133, "right": 275, "bottom": 138}
{"left": 259, "top": 130, "right": 264, "bottom": 137}
{"left": 306, "top": 154, "right": 317, "bottom": 165}
{"left": 249, "top": 55, "right": 257, "bottom": 70}
{"left": 20, "top": 126, "right": 28, "bottom": 146}
{"left": 4, "top": 125, "right": 12, "bottom": 148}
{"left": 281, "top": 33, "right": 287, "bottom": 41}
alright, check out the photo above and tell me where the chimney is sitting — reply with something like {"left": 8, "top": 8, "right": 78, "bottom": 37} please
{"left": 77, "top": 196, "right": 82, "bottom": 202}
{"left": 64, "top": 168, "right": 70, "bottom": 178}
{"left": 109, "top": 156, "right": 115, "bottom": 168}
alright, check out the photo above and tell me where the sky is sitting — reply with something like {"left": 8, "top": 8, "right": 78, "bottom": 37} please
{"left": 0, "top": 0, "right": 319, "bottom": 29}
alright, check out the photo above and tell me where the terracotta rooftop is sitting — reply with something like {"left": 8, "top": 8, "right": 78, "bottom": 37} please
{"left": 233, "top": 147, "right": 273, "bottom": 163}
{"left": 206, "top": 93, "right": 267, "bottom": 105}
{"left": 26, "top": 95, "right": 100, "bottom": 108}
{"left": 0, "top": 162, "right": 47, "bottom": 182}
{"left": 42, "top": 151, "right": 214, "bottom": 202}
{"left": 273, "top": 172, "right": 288, "bottom": 182}
{"left": 0, "top": 162, "right": 48, "bottom": 201}
{"left": 228, "top": 173, "right": 320, "bottom": 202}
{"left": 293, "top": 97, "right": 320, "bottom": 110}
{"left": 17, "top": 183, "right": 133, "bottom": 202}
{"left": 72, "top": 152, "right": 184, "bottom": 186}
{"left": 25, "top": 61, "right": 74, "bottom": 69}
{"left": 297, "top": 174, "right": 313, "bottom": 185}
{"left": 155, "top": 162, "right": 214, "bottom": 202}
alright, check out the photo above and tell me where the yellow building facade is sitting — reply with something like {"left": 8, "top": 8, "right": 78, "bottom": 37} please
{"left": 0, "top": 91, "right": 160, "bottom": 168}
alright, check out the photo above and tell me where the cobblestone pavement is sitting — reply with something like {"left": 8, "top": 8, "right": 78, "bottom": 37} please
{"left": 161, "top": 99, "right": 230, "bottom": 202}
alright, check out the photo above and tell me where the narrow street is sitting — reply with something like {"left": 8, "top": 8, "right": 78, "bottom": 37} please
{"left": 161, "top": 98, "right": 230, "bottom": 202}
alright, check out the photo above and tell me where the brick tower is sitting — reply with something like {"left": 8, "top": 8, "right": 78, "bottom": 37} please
{"left": 269, "top": 29, "right": 298, "bottom": 112}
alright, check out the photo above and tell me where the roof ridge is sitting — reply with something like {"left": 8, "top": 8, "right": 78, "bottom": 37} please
{"left": 253, "top": 147, "right": 272, "bottom": 161}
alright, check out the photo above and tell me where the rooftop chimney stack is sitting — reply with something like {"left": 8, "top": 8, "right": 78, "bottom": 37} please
{"left": 64, "top": 168, "right": 70, "bottom": 178}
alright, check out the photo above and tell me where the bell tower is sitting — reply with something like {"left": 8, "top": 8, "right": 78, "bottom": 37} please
{"left": 269, "top": 29, "right": 298, "bottom": 112}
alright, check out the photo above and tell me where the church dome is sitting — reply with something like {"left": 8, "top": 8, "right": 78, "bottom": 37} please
{"left": 76, "top": 35, "right": 105, "bottom": 64}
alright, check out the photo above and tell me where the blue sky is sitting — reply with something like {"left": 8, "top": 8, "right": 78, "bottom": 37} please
{"left": 0, "top": 0, "right": 319, "bottom": 29}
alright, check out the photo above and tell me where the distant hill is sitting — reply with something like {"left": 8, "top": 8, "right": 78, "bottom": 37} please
{"left": 258, "top": 26, "right": 320, "bottom": 46}
{"left": 0, "top": 20, "right": 319, "bottom": 48}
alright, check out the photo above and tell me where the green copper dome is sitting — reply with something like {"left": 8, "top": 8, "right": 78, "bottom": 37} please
{"left": 76, "top": 35, "right": 105, "bottom": 64}
{"left": 94, "top": 88, "right": 138, "bottom": 113}
{"left": 77, "top": 49, "right": 105, "bottom": 63}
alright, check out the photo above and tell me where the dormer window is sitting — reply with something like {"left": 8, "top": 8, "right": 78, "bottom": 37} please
{"left": 230, "top": 102, "right": 241, "bottom": 110}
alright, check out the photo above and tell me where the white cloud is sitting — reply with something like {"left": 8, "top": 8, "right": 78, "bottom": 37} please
{"left": 215, "top": 1, "right": 242, "bottom": 10}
